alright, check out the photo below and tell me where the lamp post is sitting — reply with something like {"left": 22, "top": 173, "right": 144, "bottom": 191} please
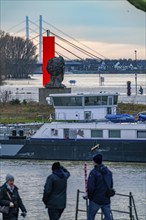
{"left": 99, "top": 71, "right": 101, "bottom": 86}
{"left": 134, "top": 50, "right": 137, "bottom": 95}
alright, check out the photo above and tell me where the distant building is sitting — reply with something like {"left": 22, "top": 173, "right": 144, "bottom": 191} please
{"left": 33, "top": 59, "right": 146, "bottom": 75}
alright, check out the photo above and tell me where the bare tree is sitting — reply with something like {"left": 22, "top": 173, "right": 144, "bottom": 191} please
{"left": 0, "top": 31, "right": 8, "bottom": 84}
{"left": 0, "top": 30, "right": 38, "bottom": 83}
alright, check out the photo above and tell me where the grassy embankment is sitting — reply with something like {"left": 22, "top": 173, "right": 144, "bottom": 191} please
{"left": 0, "top": 102, "right": 54, "bottom": 124}
{"left": 0, "top": 102, "right": 145, "bottom": 124}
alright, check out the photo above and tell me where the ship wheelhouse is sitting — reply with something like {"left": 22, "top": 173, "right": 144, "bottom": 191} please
{"left": 47, "top": 92, "right": 118, "bottom": 121}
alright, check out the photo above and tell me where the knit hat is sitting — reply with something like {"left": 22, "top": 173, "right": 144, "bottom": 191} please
{"left": 93, "top": 154, "right": 103, "bottom": 164}
{"left": 6, "top": 174, "right": 14, "bottom": 182}
{"left": 52, "top": 162, "right": 61, "bottom": 171}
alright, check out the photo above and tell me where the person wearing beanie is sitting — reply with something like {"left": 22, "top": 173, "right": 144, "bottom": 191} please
{"left": 42, "top": 162, "right": 70, "bottom": 220}
{"left": 5, "top": 174, "right": 14, "bottom": 183}
{"left": 87, "top": 154, "right": 114, "bottom": 220}
{"left": 0, "top": 174, "right": 27, "bottom": 220}
{"left": 93, "top": 154, "right": 103, "bottom": 165}
{"left": 52, "top": 162, "right": 61, "bottom": 171}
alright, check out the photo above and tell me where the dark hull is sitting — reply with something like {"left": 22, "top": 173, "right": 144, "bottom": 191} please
{"left": 11, "top": 138, "right": 146, "bottom": 162}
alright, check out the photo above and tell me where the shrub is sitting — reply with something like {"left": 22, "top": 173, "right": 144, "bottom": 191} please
{"left": 9, "top": 99, "right": 21, "bottom": 105}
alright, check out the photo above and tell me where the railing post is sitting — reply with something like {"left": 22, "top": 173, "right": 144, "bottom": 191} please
{"left": 75, "top": 189, "right": 80, "bottom": 220}
{"left": 132, "top": 195, "right": 139, "bottom": 220}
{"left": 129, "top": 192, "right": 133, "bottom": 220}
{"left": 86, "top": 198, "right": 88, "bottom": 219}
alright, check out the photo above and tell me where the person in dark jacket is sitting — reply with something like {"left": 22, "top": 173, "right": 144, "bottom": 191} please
{"left": 0, "top": 174, "right": 27, "bottom": 220}
{"left": 87, "top": 154, "right": 113, "bottom": 220}
{"left": 42, "top": 162, "right": 70, "bottom": 220}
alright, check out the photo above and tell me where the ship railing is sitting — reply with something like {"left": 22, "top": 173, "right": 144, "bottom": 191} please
{"left": 49, "top": 118, "right": 110, "bottom": 123}
{"left": 75, "top": 190, "right": 139, "bottom": 220}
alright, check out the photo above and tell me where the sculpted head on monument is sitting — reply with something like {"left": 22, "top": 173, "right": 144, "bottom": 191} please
{"left": 45, "top": 56, "right": 66, "bottom": 88}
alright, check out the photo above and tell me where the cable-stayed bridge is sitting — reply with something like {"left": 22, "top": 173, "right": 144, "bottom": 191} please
{"left": 6, "top": 15, "right": 145, "bottom": 76}
{"left": 5, "top": 15, "right": 107, "bottom": 67}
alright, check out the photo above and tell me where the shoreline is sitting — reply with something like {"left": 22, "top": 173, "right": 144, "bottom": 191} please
{"left": 0, "top": 73, "right": 146, "bottom": 104}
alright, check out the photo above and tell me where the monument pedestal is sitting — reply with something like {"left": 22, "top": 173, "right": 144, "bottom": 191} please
{"left": 39, "top": 87, "right": 71, "bottom": 105}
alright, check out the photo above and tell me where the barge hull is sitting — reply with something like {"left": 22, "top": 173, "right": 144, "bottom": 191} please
{"left": 7, "top": 138, "right": 146, "bottom": 162}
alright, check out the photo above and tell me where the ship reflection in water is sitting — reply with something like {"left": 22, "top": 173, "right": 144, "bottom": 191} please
{"left": 0, "top": 160, "right": 145, "bottom": 220}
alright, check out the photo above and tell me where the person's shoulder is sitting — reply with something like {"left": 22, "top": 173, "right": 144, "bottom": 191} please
{"left": 0, "top": 183, "right": 7, "bottom": 193}
{"left": 47, "top": 173, "right": 56, "bottom": 181}
{"left": 103, "top": 165, "right": 112, "bottom": 175}
{"left": 105, "top": 165, "right": 112, "bottom": 173}
{"left": 47, "top": 173, "right": 53, "bottom": 179}
{"left": 0, "top": 183, "right": 6, "bottom": 190}
{"left": 89, "top": 167, "right": 97, "bottom": 176}
{"left": 14, "top": 185, "right": 19, "bottom": 190}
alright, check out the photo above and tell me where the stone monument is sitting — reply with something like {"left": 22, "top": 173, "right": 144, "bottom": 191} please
{"left": 39, "top": 56, "right": 71, "bottom": 104}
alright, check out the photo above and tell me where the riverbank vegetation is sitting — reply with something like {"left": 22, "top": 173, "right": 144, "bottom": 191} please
{"left": 0, "top": 101, "right": 54, "bottom": 124}
{"left": 0, "top": 31, "right": 37, "bottom": 85}
{"left": 0, "top": 101, "right": 145, "bottom": 124}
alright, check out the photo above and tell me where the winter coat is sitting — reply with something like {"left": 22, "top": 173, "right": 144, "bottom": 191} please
{"left": 0, "top": 183, "right": 26, "bottom": 219}
{"left": 87, "top": 164, "right": 113, "bottom": 205}
{"left": 43, "top": 167, "right": 70, "bottom": 209}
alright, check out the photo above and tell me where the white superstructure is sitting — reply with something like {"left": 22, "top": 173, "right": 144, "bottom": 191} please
{"left": 47, "top": 92, "right": 118, "bottom": 121}
{"left": 31, "top": 92, "right": 146, "bottom": 141}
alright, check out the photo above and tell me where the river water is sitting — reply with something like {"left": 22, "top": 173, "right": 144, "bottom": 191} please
{"left": 0, "top": 74, "right": 146, "bottom": 220}
{"left": 1, "top": 73, "right": 146, "bottom": 104}
{"left": 0, "top": 160, "right": 146, "bottom": 220}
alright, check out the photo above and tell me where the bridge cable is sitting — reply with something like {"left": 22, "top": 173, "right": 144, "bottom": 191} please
{"left": 43, "top": 20, "right": 107, "bottom": 59}
{"left": 55, "top": 51, "right": 71, "bottom": 60}
{"left": 6, "top": 20, "right": 25, "bottom": 32}
{"left": 51, "top": 31, "right": 102, "bottom": 60}
{"left": 55, "top": 42, "right": 83, "bottom": 60}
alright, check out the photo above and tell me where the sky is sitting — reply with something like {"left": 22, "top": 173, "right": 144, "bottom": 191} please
{"left": 0, "top": 0, "right": 146, "bottom": 60}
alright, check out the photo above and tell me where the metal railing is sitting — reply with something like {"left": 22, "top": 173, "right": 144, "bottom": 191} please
{"left": 75, "top": 190, "right": 139, "bottom": 220}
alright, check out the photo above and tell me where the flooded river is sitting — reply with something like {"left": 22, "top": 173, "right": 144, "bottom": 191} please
{"left": 0, "top": 160, "right": 145, "bottom": 220}
{"left": 1, "top": 73, "right": 146, "bottom": 104}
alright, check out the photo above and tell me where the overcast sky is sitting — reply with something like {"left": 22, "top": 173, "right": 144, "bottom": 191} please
{"left": 1, "top": 0, "right": 146, "bottom": 59}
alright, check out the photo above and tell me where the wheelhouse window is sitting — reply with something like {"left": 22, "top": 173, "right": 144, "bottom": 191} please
{"left": 113, "top": 95, "right": 118, "bottom": 105}
{"left": 102, "top": 96, "right": 108, "bottom": 105}
{"left": 84, "top": 96, "right": 108, "bottom": 106}
{"left": 137, "top": 130, "right": 146, "bottom": 138}
{"left": 108, "top": 96, "right": 113, "bottom": 105}
{"left": 53, "top": 96, "right": 82, "bottom": 106}
{"left": 109, "top": 130, "right": 120, "bottom": 138}
{"left": 91, "top": 129, "right": 103, "bottom": 138}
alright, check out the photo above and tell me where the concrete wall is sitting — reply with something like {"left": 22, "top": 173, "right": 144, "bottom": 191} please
{"left": 39, "top": 87, "right": 71, "bottom": 105}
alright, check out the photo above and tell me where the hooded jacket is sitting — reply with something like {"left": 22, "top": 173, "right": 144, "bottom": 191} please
{"left": 0, "top": 183, "right": 26, "bottom": 219}
{"left": 87, "top": 164, "right": 113, "bottom": 205}
{"left": 43, "top": 166, "right": 70, "bottom": 209}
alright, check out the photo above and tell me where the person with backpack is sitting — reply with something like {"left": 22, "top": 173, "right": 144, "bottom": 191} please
{"left": 87, "top": 154, "right": 114, "bottom": 220}
{"left": 42, "top": 162, "right": 70, "bottom": 220}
